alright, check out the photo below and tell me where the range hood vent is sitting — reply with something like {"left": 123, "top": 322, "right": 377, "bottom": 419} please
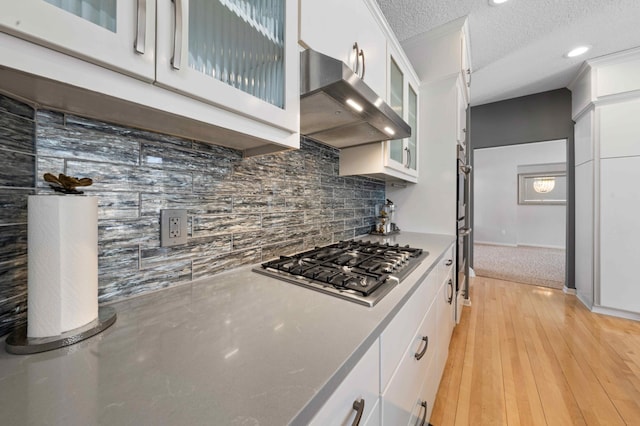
{"left": 300, "top": 49, "right": 411, "bottom": 148}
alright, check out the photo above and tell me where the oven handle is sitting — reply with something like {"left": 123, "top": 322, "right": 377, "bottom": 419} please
{"left": 352, "top": 398, "right": 365, "bottom": 426}
{"left": 458, "top": 227, "right": 472, "bottom": 237}
{"left": 459, "top": 164, "right": 472, "bottom": 174}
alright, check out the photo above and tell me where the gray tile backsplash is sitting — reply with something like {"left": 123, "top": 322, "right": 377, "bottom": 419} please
{"left": 0, "top": 93, "right": 385, "bottom": 336}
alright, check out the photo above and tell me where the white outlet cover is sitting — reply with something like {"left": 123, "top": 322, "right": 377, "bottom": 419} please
{"left": 161, "top": 209, "right": 188, "bottom": 247}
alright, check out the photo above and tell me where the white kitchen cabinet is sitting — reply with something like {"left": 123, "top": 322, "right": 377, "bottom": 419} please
{"left": 0, "top": 0, "right": 155, "bottom": 81}
{"left": 599, "top": 157, "right": 640, "bottom": 313}
{"left": 569, "top": 48, "right": 640, "bottom": 320}
{"left": 310, "top": 339, "right": 380, "bottom": 426}
{"left": 156, "top": 0, "right": 299, "bottom": 133}
{"left": 381, "top": 298, "right": 437, "bottom": 426}
{"left": 0, "top": 0, "right": 300, "bottom": 154}
{"left": 574, "top": 161, "right": 594, "bottom": 308}
{"left": 298, "top": 0, "right": 387, "bottom": 98}
{"left": 339, "top": 49, "right": 420, "bottom": 184}
{"left": 599, "top": 98, "right": 640, "bottom": 159}
{"left": 380, "top": 268, "right": 438, "bottom": 391}
{"left": 383, "top": 47, "right": 419, "bottom": 179}
{"left": 436, "top": 270, "right": 456, "bottom": 378}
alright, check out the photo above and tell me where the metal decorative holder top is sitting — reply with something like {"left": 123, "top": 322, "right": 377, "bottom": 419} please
{"left": 44, "top": 172, "right": 93, "bottom": 194}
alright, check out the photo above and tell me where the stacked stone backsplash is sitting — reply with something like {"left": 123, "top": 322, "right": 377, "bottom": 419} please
{"left": 0, "top": 93, "right": 385, "bottom": 336}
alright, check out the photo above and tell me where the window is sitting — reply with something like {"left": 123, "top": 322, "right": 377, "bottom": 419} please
{"left": 518, "top": 172, "right": 566, "bottom": 205}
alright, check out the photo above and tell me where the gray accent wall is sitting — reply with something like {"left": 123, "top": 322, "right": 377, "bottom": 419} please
{"left": 0, "top": 94, "right": 385, "bottom": 337}
{"left": 469, "top": 88, "right": 575, "bottom": 288}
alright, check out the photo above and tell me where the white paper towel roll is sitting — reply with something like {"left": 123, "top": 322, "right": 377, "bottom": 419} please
{"left": 27, "top": 195, "right": 98, "bottom": 338}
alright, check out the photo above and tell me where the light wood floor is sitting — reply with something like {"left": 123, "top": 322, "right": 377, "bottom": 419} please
{"left": 430, "top": 276, "right": 640, "bottom": 425}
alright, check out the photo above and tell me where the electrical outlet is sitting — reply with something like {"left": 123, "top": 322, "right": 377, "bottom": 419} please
{"left": 161, "top": 209, "right": 188, "bottom": 247}
{"left": 169, "top": 217, "right": 181, "bottom": 238}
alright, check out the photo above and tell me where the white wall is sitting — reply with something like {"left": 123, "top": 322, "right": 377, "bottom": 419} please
{"left": 474, "top": 140, "right": 566, "bottom": 248}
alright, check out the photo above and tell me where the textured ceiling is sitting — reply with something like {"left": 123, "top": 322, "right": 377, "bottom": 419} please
{"left": 376, "top": 0, "right": 640, "bottom": 105}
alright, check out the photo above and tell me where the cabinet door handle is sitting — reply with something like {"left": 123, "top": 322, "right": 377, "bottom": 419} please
{"left": 352, "top": 42, "right": 360, "bottom": 76}
{"left": 445, "top": 259, "right": 453, "bottom": 266}
{"left": 405, "top": 147, "right": 412, "bottom": 168}
{"left": 414, "top": 336, "right": 429, "bottom": 360}
{"left": 419, "top": 400, "right": 428, "bottom": 426}
{"left": 352, "top": 398, "right": 365, "bottom": 426}
{"left": 359, "top": 49, "right": 366, "bottom": 80}
{"left": 447, "top": 279, "right": 454, "bottom": 304}
{"left": 171, "top": 0, "right": 184, "bottom": 70}
{"left": 134, "top": 0, "right": 147, "bottom": 54}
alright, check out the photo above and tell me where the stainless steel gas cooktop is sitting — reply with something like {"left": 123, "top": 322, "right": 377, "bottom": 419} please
{"left": 254, "top": 240, "right": 428, "bottom": 306}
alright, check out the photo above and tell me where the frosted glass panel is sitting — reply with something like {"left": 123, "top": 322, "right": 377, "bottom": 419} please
{"left": 188, "top": 0, "right": 285, "bottom": 108}
{"left": 45, "top": 0, "right": 117, "bottom": 32}
{"left": 389, "top": 57, "right": 404, "bottom": 163}
{"left": 408, "top": 86, "right": 417, "bottom": 170}
{"left": 389, "top": 58, "right": 403, "bottom": 115}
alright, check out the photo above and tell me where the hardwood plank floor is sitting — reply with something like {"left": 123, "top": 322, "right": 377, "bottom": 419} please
{"left": 430, "top": 276, "right": 640, "bottom": 425}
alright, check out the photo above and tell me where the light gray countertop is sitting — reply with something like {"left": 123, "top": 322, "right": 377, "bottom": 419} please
{"left": 0, "top": 232, "right": 455, "bottom": 426}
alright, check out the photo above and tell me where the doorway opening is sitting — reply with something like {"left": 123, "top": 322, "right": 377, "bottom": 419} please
{"left": 472, "top": 139, "right": 567, "bottom": 289}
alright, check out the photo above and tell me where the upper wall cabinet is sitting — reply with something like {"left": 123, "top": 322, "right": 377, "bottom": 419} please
{"left": 339, "top": 36, "right": 420, "bottom": 183}
{"left": 156, "top": 0, "right": 299, "bottom": 133}
{"left": 0, "top": 0, "right": 300, "bottom": 154}
{"left": 0, "top": 0, "right": 156, "bottom": 81}
{"left": 298, "top": 0, "right": 387, "bottom": 98}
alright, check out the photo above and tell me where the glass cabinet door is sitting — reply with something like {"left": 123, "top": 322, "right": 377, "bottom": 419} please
{"left": 407, "top": 84, "right": 418, "bottom": 171}
{"left": 389, "top": 57, "right": 404, "bottom": 165}
{"left": 156, "top": 0, "right": 299, "bottom": 133}
{"left": 187, "top": 0, "right": 285, "bottom": 108}
{"left": 44, "top": 0, "right": 117, "bottom": 32}
{"left": 0, "top": 0, "right": 155, "bottom": 81}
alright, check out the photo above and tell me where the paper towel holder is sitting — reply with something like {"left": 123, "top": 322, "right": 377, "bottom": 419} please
{"left": 5, "top": 306, "right": 116, "bottom": 355}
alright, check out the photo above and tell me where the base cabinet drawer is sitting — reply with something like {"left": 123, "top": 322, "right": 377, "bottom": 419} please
{"left": 310, "top": 340, "right": 380, "bottom": 426}
{"left": 380, "top": 269, "right": 438, "bottom": 390}
{"left": 408, "top": 359, "right": 440, "bottom": 426}
{"left": 381, "top": 301, "right": 437, "bottom": 425}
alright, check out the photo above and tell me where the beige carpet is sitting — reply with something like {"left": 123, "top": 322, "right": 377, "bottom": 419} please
{"left": 473, "top": 244, "right": 565, "bottom": 289}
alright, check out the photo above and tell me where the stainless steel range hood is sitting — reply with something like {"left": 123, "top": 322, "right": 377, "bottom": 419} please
{"left": 300, "top": 49, "right": 411, "bottom": 148}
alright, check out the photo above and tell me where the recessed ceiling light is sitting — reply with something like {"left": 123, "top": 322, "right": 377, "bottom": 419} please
{"left": 489, "top": 0, "right": 509, "bottom": 5}
{"left": 566, "top": 45, "right": 591, "bottom": 58}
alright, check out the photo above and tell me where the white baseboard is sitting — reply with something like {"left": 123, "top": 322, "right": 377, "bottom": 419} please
{"left": 474, "top": 241, "right": 517, "bottom": 247}
{"left": 591, "top": 305, "right": 640, "bottom": 322}
{"left": 575, "top": 292, "right": 593, "bottom": 310}
{"left": 563, "top": 286, "right": 576, "bottom": 295}
{"left": 469, "top": 267, "right": 476, "bottom": 277}
{"left": 475, "top": 241, "right": 565, "bottom": 250}
{"left": 518, "top": 243, "right": 566, "bottom": 250}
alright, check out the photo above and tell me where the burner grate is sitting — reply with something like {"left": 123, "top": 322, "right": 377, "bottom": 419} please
{"left": 260, "top": 240, "right": 425, "bottom": 298}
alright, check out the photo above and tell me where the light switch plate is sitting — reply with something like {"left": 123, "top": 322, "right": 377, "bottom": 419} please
{"left": 160, "top": 209, "right": 188, "bottom": 247}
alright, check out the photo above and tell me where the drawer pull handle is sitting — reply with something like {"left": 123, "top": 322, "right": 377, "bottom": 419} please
{"left": 447, "top": 279, "right": 454, "bottom": 304}
{"left": 419, "top": 400, "right": 428, "bottom": 426}
{"left": 445, "top": 259, "right": 453, "bottom": 266}
{"left": 352, "top": 398, "right": 365, "bottom": 426}
{"left": 415, "top": 336, "right": 429, "bottom": 360}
